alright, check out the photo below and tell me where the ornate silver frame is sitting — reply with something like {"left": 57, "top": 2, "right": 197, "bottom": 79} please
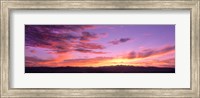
{"left": 1, "top": 0, "right": 199, "bottom": 97}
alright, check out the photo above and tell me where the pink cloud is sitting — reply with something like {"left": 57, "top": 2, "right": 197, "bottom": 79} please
{"left": 126, "top": 45, "right": 175, "bottom": 59}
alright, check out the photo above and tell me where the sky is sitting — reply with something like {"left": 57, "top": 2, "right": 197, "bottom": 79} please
{"left": 25, "top": 25, "right": 175, "bottom": 68}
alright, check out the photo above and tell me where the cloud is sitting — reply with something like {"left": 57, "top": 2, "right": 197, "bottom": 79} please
{"left": 80, "top": 32, "right": 99, "bottom": 42}
{"left": 26, "top": 52, "right": 72, "bottom": 67}
{"left": 26, "top": 25, "right": 94, "bottom": 34}
{"left": 60, "top": 56, "right": 174, "bottom": 67}
{"left": 109, "top": 38, "right": 131, "bottom": 45}
{"left": 76, "top": 42, "right": 105, "bottom": 50}
{"left": 25, "top": 46, "right": 57, "bottom": 60}
{"left": 25, "top": 25, "right": 77, "bottom": 53}
{"left": 25, "top": 25, "right": 109, "bottom": 67}
{"left": 126, "top": 45, "right": 175, "bottom": 59}
{"left": 26, "top": 55, "right": 113, "bottom": 67}
{"left": 25, "top": 25, "right": 107, "bottom": 54}
{"left": 30, "top": 50, "right": 36, "bottom": 53}
{"left": 75, "top": 48, "right": 107, "bottom": 54}
{"left": 80, "top": 32, "right": 108, "bottom": 42}
{"left": 127, "top": 51, "right": 137, "bottom": 58}
{"left": 132, "top": 58, "right": 175, "bottom": 68}
{"left": 25, "top": 56, "right": 52, "bottom": 67}
{"left": 61, "top": 57, "right": 113, "bottom": 67}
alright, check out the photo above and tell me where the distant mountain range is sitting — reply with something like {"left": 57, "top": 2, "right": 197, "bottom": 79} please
{"left": 25, "top": 65, "right": 175, "bottom": 73}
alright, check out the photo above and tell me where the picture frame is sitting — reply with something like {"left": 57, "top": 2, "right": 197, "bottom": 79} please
{"left": 1, "top": 0, "right": 199, "bottom": 97}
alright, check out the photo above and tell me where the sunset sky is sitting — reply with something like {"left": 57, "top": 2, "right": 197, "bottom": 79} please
{"left": 25, "top": 25, "right": 175, "bottom": 68}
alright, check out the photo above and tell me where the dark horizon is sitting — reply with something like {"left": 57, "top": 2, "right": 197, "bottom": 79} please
{"left": 25, "top": 65, "right": 175, "bottom": 73}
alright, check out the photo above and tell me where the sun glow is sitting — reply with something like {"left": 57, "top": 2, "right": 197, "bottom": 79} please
{"left": 109, "top": 58, "right": 131, "bottom": 65}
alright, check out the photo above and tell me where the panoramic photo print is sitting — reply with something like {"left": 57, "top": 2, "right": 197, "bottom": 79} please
{"left": 25, "top": 25, "right": 175, "bottom": 73}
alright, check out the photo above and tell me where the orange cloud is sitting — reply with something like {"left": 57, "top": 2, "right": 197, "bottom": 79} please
{"left": 26, "top": 52, "right": 72, "bottom": 67}
{"left": 26, "top": 54, "right": 175, "bottom": 68}
{"left": 130, "top": 58, "right": 175, "bottom": 68}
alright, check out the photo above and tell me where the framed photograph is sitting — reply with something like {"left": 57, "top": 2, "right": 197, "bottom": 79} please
{"left": 1, "top": 0, "right": 199, "bottom": 97}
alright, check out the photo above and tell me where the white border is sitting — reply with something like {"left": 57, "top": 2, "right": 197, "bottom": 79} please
{"left": 10, "top": 10, "right": 190, "bottom": 88}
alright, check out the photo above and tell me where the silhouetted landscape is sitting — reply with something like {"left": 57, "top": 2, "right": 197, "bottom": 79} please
{"left": 25, "top": 65, "right": 175, "bottom": 73}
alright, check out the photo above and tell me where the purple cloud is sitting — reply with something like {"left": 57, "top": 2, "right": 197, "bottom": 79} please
{"left": 109, "top": 38, "right": 131, "bottom": 45}
{"left": 25, "top": 56, "right": 52, "bottom": 67}
{"left": 75, "top": 48, "right": 107, "bottom": 54}
{"left": 25, "top": 25, "right": 107, "bottom": 54}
